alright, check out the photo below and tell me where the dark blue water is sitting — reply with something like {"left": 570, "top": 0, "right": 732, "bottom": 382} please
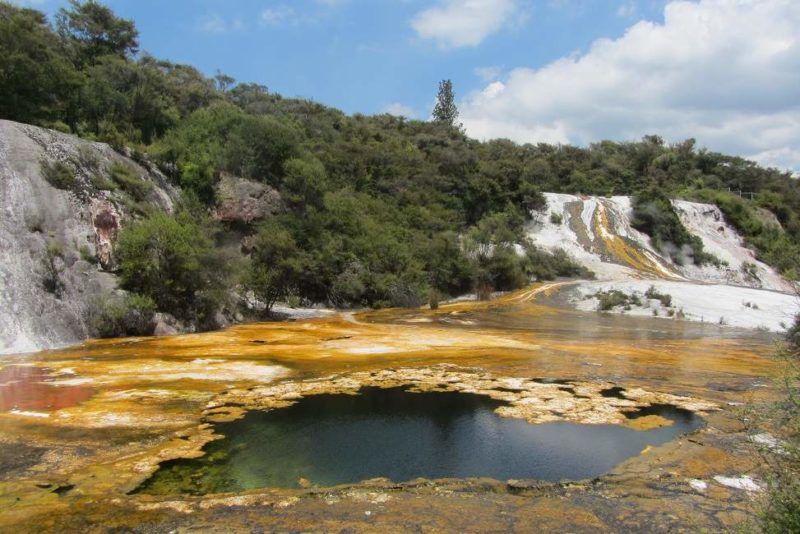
{"left": 136, "top": 387, "right": 703, "bottom": 494}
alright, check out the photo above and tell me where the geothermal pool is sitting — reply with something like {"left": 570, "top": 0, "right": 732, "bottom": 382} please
{"left": 136, "top": 386, "right": 704, "bottom": 494}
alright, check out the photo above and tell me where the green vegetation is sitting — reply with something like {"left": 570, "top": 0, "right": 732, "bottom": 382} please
{"left": 750, "top": 314, "right": 800, "bottom": 532}
{"left": 593, "top": 286, "right": 675, "bottom": 312}
{"left": 91, "top": 294, "right": 155, "bottom": 337}
{"left": 631, "top": 187, "right": 718, "bottom": 266}
{"left": 109, "top": 161, "right": 151, "bottom": 200}
{"left": 594, "top": 290, "right": 642, "bottom": 312}
{"left": 432, "top": 79, "right": 459, "bottom": 127}
{"left": 40, "top": 159, "right": 76, "bottom": 190}
{"left": 244, "top": 220, "right": 304, "bottom": 315}
{"left": 644, "top": 285, "right": 672, "bottom": 307}
{"left": 524, "top": 246, "right": 594, "bottom": 281}
{"left": 115, "top": 208, "right": 230, "bottom": 326}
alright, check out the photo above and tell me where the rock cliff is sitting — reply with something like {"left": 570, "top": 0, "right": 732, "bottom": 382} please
{"left": 0, "top": 120, "right": 179, "bottom": 354}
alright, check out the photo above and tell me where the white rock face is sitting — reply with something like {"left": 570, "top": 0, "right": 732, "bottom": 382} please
{"left": 530, "top": 192, "right": 798, "bottom": 331}
{"left": 530, "top": 193, "right": 684, "bottom": 280}
{"left": 689, "top": 479, "right": 708, "bottom": 492}
{"left": 713, "top": 475, "right": 762, "bottom": 492}
{"left": 672, "top": 200, "right": 793, "bottom": 292}
{"left": 0, "top": 120, "right": 179, "bottom": 354}
{"left": 530, "top": 193, "right": 792, "bottom": 291}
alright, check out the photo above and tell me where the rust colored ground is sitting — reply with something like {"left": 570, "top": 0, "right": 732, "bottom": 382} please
{"left": 0, "top": 282, "right": 779, "bottom": 532}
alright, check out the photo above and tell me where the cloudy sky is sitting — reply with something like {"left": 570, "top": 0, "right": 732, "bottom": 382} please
{"left": 24, "top": 0, "right": 800, "bottom": 170}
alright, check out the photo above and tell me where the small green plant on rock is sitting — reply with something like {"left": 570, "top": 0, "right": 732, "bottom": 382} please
{"left": 91, "top": 175, "right": 117, "bottom": 191}
{"left": 109, "top": 162, "right": 152, "bottom": 201}
{"left": 742, "top": 261, "right": 760, "bottom": 281}
{"left": 549, "top": 212, "right": 563, "bottom": 225}
{"left": 41, "top": 241, "right": 65, "bottom": 297}
{"left": 40, "top": 159, "right": 76, "bottom": 190}
{"left": 595, "top": 289, "right": 641, "bottom": 311}
{"left": 75, "top": 145, "right": 100, "bottom": 171}
{"left": 79, "top": 244, "right": 96, "bottom": 264}
{"left": 645, "top": 285, "right": 673, "bottom": 307}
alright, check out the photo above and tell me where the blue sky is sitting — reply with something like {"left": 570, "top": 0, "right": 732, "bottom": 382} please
{"left": 19, "top": 1, "right": 800, "bottom": 171}
{"left": 27, "top": 0, "right": 665, "bottom": 117}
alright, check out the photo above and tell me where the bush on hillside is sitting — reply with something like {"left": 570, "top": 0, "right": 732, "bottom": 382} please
{"left": 109, "top": 161, "right": 152, "bottom": 200}
{"left": 115, "top": 209, "right": 229, "bottom": 324}
{"left": 91, "top": 294, "right": 156, "bottom": 338}
{"left": 40, "top": 159, "right": 76, "bottom": 190}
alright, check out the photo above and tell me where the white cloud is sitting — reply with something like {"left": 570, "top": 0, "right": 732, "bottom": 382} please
{"left": 460, "top": 0, "right": 800, "bottom": 171}
{"left": 412, "top": 0, "right": 519, "bottom": 48}
{"left": 260, "top": 6, "right": 296, "bottom": 26}
{"left": 197, "top": 14, "right": 245, "bottom": 34}
{"left": 617, "top": 1, "right": 637, "bottom": 17}
{"left": 384, "top": 103, "right": 418, "bottom": 119}
{"left": 474, "top": 65, "right": 503, "bottom": 82}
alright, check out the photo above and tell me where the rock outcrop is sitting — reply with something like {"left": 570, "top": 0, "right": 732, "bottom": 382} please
{"left": 0, "top": 120, "right": 179, "bottom": 354}
{"left": 214, "top": 173, "right": 282, "bottom": 224}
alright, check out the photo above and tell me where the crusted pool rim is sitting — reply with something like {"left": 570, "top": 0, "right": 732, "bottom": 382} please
{"left": 202, "top": 363, "right": 718, "bottom": 429}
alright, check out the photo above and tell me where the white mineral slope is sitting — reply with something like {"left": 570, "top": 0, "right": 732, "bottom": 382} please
{"left": 672, "top": 200, "right": 794, "bottom": 293}
{"left": 529, "top": 193, "right": 682, "bottom": 281}
{"left": 529, "top": 194, "right": 632, "bottom": 279}
{"left": 572, "top": 279, "right": 798, "bottom": 332}
{"left": 529, "top": 193, "right": 798, "bottom": 331}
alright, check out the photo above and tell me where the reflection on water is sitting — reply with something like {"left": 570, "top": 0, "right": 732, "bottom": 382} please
{"left": 136, "top": 387, "right": 704, "bottom": 494}
{"left": 0, "top": 366, "right": 95, "bottom": 411}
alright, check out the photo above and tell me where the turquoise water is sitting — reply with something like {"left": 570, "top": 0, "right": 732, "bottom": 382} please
{"left": 136, "top": 387, "right": 703, "bottom": 494}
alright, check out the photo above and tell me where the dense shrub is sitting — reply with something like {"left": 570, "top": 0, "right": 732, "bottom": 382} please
{"left": 524, "top": 245, "right": 594, "bottom": 281}
{"left": 115, "top": 209, "right": 229, "bottom": 324}
{"left": 91, "top": 294, "right": 156, "bottom": 337}
{"left": 244, "top": 220, "right": 304, "bottom": 315}
{"left": 595, "top": 289, "right": 642, "bottom": 311}
{"left": 644, "top": 285, "right": 672, "bottom": 307}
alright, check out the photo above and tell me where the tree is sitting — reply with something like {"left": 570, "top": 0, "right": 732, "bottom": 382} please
{"left": 283, "top": 156, "right": 328, "bottom": 210}
{"left": 0, "top": 3, "right": 81, "bottom": 124}
{"left": 115, "top": 211, "right": 227, "bottom": 322}
{"left": 56, "top": 0, "right": 138, "bottom": 65}
{"left": 432, "top": 79, "right": 459, "bottom": 127}
{"left": 214, "top": 70, "right": 235, "bottom": 93}
{"left": 246, "top": 221, "right": 304, "bottom": 314}
{"left": 224, "top": 115, "right": 300, "bottom": 185}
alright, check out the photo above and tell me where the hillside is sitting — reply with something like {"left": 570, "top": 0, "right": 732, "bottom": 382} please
{"left": 2, "top": 1, "right": 800, "bottom": 351}
{"left": 0, "top": 120, "right": 795, "bottom": 354}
